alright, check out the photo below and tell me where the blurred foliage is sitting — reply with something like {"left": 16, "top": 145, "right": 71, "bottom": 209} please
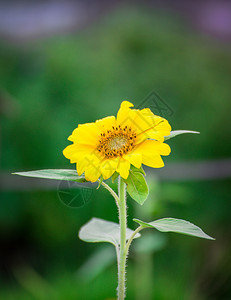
{"left": 0, "top": 6, "right": 231, "bottom": 300}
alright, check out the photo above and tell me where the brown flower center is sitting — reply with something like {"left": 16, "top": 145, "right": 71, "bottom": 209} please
{"left": 97, "top": 125, "right": 136, "bottom": 158}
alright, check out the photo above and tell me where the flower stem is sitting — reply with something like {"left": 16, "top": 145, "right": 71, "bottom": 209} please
{"left": 117, "top": 176, "right": 127, "bottom": 300}
{"left": 100, "top": 180, "right": 120, "bottom": 207}
{"left": 125, "top": 226, "right": 142, "bottom": 254}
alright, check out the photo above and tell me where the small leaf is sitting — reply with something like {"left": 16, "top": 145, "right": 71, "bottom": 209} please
{"left": 111, "top": 172, "right": 119, "bottom": 183}
{"left": 13, "top": 169, "right": 86, "bottom": 182}
{"left": 164, "top": 130, "right": 200, "bottom": 141}
{"left": 79, "top": 218, "right": 141, "bottom": 246}
{"left": 130, "top": 165, "right": 146, "bottom": 176}
{"left": 133, "top": 218, "right": 154, "bottom": 228}
{"left": 133, "top": 218, "right": 214, "bottom": 240}
{"left": 97, "top": 176, "right": 104, "bottom": 189}
{"left": 123, "top": 169, "right": 149, "bottom": 205}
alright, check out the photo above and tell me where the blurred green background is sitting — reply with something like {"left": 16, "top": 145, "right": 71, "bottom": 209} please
{"left": 1, "top": 2, "right": 231, "bottom": 300}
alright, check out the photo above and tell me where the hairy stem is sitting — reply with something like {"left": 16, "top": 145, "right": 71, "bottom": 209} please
{"left": 125, "top": 226, "right": 142, "bottom": 254}
{"left": 100, "top": 181, "right": 120, "bottom": 207}
{"left": 117, "top": 177, "right": 127, "bottom": 300}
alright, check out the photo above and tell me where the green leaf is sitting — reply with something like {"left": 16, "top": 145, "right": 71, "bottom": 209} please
{"left": 13, "top": 169, "right": 86, "bottom": 182}
{"left": 97, "top": 176, "right": 104, "bottom": 189}
{"left": 133, "top": 218, "right": 214, "bottom": 240}
{"left": 111, "top": 172, "right": 119, "bottom": 183}
{"left": 123, "top": 168, "right": 149, "bottom": 205}
{"left": 79, "top": 218, "right": 141, "bottom": 247}
{"left": 133, "top": 218, "right": 154, "bottom": 228}
{"left": 130, "top": 165, "right": 146, "bottom": 176}
{"left": 164, "top": 130, "right": 200, "bottom": 141}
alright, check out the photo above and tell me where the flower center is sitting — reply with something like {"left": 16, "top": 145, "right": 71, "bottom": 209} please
{"left": 97, "top": 125, "right": 136, "bottom": 158}
{"left": 108, "top": 136, "right": 127, "bottom": 151}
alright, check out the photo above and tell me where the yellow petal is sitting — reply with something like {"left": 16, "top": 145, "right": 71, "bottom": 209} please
{"left": 116, "top": 158, "right": 130, "bottom": 179}
{"left": 100, "top": 157, "right": 119, "bottom": 180}
{"left": 95, "top": 116, "right": 116, "bottom": 131}
{"left": 133, "top": 140, "right": 171, "bottom": 156}
{"left": 84, "top": 163, "right": 101, "bottom": 182}
{"left": 131, "top": 110, "right": 171, "bottom": 143}
{"left": 116, "top": 102, "right": 171, "bottom": 143}
{"left": 139, "top": 117, "right": 171, "bottom": 142}
{"left": 68, "top": 122, "right": 101, "bottom": 146}
{"left": 63, "top": 144, "right": 94, "bottom": 163}
{"left": 77, "top": 152, "right": 101, "bottom": 176}
{"left": 123, "top": 152, "right": 142, "bottom": 169}
{"left": 77, "top": 156, "right": 91, "bottom": 175}
{"left": 142, "top": 154, "right": 164, "bottom": 168}
{"left": 132, "top": 140, "right": 170, "bottom": 168}
{"left": 116, "top": 101, "right": 134, "bottom": 127}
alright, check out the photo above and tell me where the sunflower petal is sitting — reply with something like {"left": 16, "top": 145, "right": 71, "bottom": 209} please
{"left": 116, "top": 159, "right": 130, "bottom": 179}
{"left": 77, "top": 152, "right": 101, "bottom": 176}
{"left": 68, "top": 122, "right": 101, "bottom": 145}
{"left": 95, "top": 116, "right": 116, "bottom": 131}
{"left": 63, "top": 144, "right": 94, "bottom": 163}
{"left": 133, "top": 140, "right": 171, "bottom": 155}
{"left": 123, "top": 153, "right": 142, "bottom": 169}
{"left": 132, "top": 140, "right": 171, "bottom": 168}
{"left": 100, "top": 157, "right": 119, "bottom": 180}
{"left": 142, "top": 154, "right": 164, "bottom": 168}
{"left": 133, "top": 112, "right": 171, "bottom": 143}
{"left": 116, "top": 101, "right": 134, "bottom": 127}
{"left": 84, "top": 164, "right": 101, "bottom": 182}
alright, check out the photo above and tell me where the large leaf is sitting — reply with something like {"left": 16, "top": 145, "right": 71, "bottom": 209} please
{"left": 164, "top": 130, "right": 200, "bottom": 141}
{"left": 79, "top": 218, "right": 141, "bottom": 247}
{"left": 13, "top": 169, "right": 86, "bottom": 182}
{"left": 123, "top": 167, "right": 149, "bottom": 205}
{"left": 133, "top": 218, "right": 214, "bottom": 240}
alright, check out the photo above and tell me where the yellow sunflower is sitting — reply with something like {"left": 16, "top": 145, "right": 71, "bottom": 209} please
{"left": 63, "top": 101, "right": 171, "bottom": 182}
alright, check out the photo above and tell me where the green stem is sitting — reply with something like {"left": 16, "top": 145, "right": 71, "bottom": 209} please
{"left": 125, "top": 226, "right": 142, "bottom": 254}
{"left": 117, "top": 176, "right": 127, "bottom": 300}
{"left": 100, "top": 181, "right": 120, "bottom": 207}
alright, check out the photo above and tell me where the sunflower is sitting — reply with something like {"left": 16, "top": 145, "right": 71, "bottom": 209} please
{"left": 63, "top": 101, "right": 171, "bottom": 182}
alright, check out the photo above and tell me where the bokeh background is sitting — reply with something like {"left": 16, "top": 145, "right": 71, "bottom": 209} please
{"left": 1, "top": 1, "right": 231, "bottom": 299}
